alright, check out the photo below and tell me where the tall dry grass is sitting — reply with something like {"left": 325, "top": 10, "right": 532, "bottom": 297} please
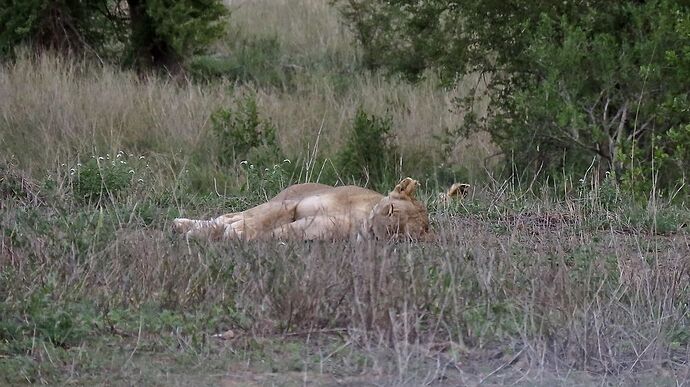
{"left": 226, "top": 0, "right": 357, "bottom": 68}
{"left": 0, "top": 0, "right": 492, "bottom": 183}
{"left": 226, "top": 0, "right": 493, "bottom": 166}
{"left": 0, "top": 54, "right": 227, "bottom": 174}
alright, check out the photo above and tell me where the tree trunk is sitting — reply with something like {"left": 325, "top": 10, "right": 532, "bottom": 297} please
{"left": 597, "top": 103, "right": 628, "bottom": 181}
{"left": 126, "top": 0, "right": 182, "bottom": 74}
{"left": 597, "top": 137, "right": 614, "bottom": 181}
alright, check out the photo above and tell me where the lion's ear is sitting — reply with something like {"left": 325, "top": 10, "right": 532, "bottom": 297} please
{"left": 394, "top": 177, "right": 419, "bottom": 198}
{"left": 447, "top": 183, "right": 470, "bottom": 198}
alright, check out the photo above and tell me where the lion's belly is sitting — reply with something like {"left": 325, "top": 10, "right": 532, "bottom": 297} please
{"left": 294, "top": 192, "right": 381, "bottom": 229}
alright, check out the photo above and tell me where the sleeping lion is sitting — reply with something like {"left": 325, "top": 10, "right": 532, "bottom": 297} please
{"left": 173, "top": 178, "right": 467, "bottom": 241}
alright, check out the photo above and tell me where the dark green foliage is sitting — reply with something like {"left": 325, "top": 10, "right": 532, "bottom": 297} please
{"left": 503, "top": 2, "right": 690, "bottom": 193}
{"left": 0, "top": 284, "right": 99, "bottom": 357}
{"left": 73, "top": 158, "right": 133, "bottom": 202}
{"left": 211, "top": 94, "right": 282, "bottom": 168}
{"left": 335, "top": 108, "right": 398, "bottom": 188}
{"left": 126, "top": 0, "right": 229, "bottom": 72}
{"left": 145, "top": 0, "right": 227, "bottom": 57}
{"left": 0, "top": 0, "right": 113, "bottom": 58}
{"left": 333, "top": 0, "right": 561, "bottom": 82}
{"left": 0, "top": 0, "right": 228, "bottom": 72}
{"left": 335, "top": 0, "right": 690, "bottom": 196}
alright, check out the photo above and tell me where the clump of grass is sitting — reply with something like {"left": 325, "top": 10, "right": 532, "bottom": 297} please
{"left": 67, "top": 152, "right": 151, "bottom": 204}
{"left": 0, "top": 158, "right": 44, "bottom": 207}
{"left": 211, "top": 93, "right": 282, "bottom": 168}
{"left": 334, "top": 107, "right": 398, "bottom": 188}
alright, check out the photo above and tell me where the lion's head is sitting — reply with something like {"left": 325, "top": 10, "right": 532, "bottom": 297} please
{"left": 438, "top": 183, "right": 471, "bottom": 205}
{"left": 361, "top": 178, "right": 431, "bottom": 240}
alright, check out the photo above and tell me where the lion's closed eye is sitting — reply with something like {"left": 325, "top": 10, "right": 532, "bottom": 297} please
{"left": 386, "top": 204, "right": 397, "bottom": 216}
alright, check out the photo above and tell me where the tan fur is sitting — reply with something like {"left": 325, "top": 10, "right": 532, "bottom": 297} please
{"left": 438, "top": 183, "right": 470, "bottom": 205}
{"left": 173, "top": 178, "right": 431, "bottom": 241}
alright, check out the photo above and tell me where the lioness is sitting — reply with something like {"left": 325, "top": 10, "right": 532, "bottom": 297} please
{"left": 173, "top": 177, "right": 431, "bottom": 241}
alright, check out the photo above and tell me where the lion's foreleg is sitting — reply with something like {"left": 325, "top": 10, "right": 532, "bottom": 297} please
{"left": 270, "top": 215, "right": 350, "bottom": 240}
{"left": 232, "top": 200, "right": 299, "bottom": 240}
{"left": 172, "top": 200, "right": 299, "bottom": 241}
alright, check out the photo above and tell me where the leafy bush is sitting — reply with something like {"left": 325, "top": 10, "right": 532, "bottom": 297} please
{"left": 0, "top": 0, "right": 228, "bottom": 72}
{"left": 0, "top": 0, "right": 112, "bottom": 57}
{"left": 71, "top": 152, "right": 147, "bottom": 203}
{"left": 335, "top": 108, "right": 398, "bottom": 188}
{"left": 335, "top": 0, "right": 690, "bottom": 196}
{"left": 0, "top": 285, "right": 98, "bottom": 352}
{"left": 211, "top": 94, "right": 282, "bottom": 168}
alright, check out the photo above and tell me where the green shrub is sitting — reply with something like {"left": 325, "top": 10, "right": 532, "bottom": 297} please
{"left": 335, "top": 0, "right": 690, "bottom": 195}
{"left": 71, "top": 152, "right": 147, "bottom": 203}
{"left": 335, "top": 108, "right": 398, "bottom": 188}
{"left": 0, "top": 0, "right": 228, "bottom": 72}
{"left": 239, "top": 158, "right": 293, "bottom": 204}
{"left": 0, "top": 284, "right": 99, "bottom": 352}
{"left": 210, "top": 94, "right": 282, "bottom": 168}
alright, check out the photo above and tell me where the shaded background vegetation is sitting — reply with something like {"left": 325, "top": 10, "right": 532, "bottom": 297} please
{"left": 335, "top": 0, "right": 690, "bottom": 195}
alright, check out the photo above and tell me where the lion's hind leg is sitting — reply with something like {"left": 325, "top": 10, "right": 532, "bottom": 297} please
{"left": 173, "top": 200, "right": 300, "bottom": 241}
